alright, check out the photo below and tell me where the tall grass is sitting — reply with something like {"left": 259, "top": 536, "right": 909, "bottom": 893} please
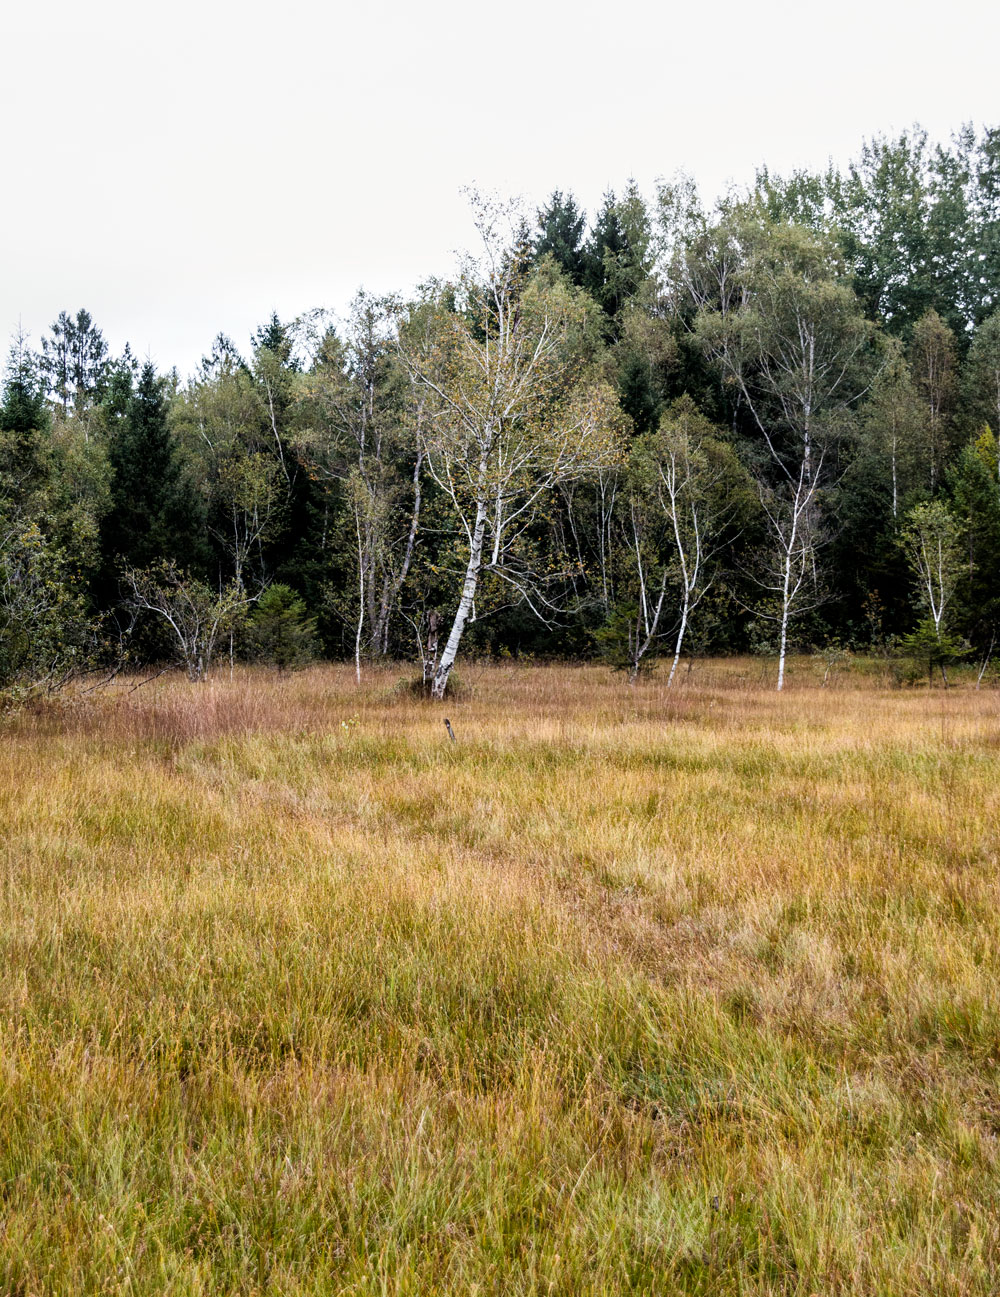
{"left": 2, "top": 660, "right": 999, "bottom": 1294}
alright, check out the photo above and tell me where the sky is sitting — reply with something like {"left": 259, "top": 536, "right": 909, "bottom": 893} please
{"left": 2, "top": 0, "right": 998, "bottom": 379}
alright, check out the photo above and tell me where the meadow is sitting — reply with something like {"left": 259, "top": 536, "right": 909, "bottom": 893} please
{"left": 2, "top": 658, "right": 1000, "bottom": 1295}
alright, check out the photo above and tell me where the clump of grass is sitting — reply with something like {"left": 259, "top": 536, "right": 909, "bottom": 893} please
{"left": 2, "top": 659, "right": 1000, "bottom": 1292}
{"left": 393, "top": 670, "right": 470, "bottom": 701}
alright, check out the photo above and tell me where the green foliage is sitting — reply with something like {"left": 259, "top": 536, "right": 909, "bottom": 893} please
{"left": 39, "top": 308, "right": 109, "bottom": 415}
{"left": 124, "top": 561, "right": 250, "bottom": 681}
{"left": 964, "top": 309, "right": 1000, "bottom": 435}
{"left": 753, "top": 126, "right": 1000, "bottom": 337}
{"left": 247, "top": 584, "right": 317, "bottom": 671}
{"left": 582, "top": 182, "right": 653, "bottom": 320}
{"left": 0, "top": 521, "right": 100, "bottom": 701}
{"left": 949, "top": 429, "right": 1000, "bottom": 647}
{"left": 102, "top": 361, "right": 206, "bottom": 579}
{"left": 10, "top": 128, "right": 1000, "bottom": 675}
{"left": 592, "top": 604, "right": 650, "bottom": 674}
{"left": 899, "top": 499, "right": 963, "bottom": 638}
{"left": 0, "top": 329, "right": 48, "bottom": 441}
{"left": 908, "top": 309, "right": 958, "bottom": 488}
{"left": 533, "top": 190, "right": 587, "bottom": 285}
{"left": 899, "top": 617, "right": 969, "bottom": 685}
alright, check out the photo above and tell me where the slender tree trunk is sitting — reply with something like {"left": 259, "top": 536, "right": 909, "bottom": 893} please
{"left": 628, "top": 610, "right": 642, "bottom": 685}
{"left": 666, "top": 593, "right": 690, "bottom": 688}
{"left": 373, "top": 447, "right": 424, "bottom": 656}
{"left": 777, "top": 547, "right": 792, "bottom": 692}
{"left": 354, "top": 507, "right": 365, "bottom": 686}
{"left": 432, "top": 500, "right": 488, "bottom": 700}
{"left": 424, "top": 611, "right": 440, "bottom": 687}
{"left": 977, "top": 633, "right": 995, "bottom": 688}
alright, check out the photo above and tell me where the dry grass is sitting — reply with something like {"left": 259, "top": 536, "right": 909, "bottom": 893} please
{"left": 2, "top": 658, "right": 1000, "bottom": 1294}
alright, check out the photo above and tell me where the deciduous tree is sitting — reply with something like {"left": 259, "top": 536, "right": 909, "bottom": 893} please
{"left": 617, "top": 397, "right": 747, "bottom": 683}
{"left": 692, "top": 220, "right": 874, "bottom": 688}
{"left": 400, "top": 196, "right": 623, "bottom": 698}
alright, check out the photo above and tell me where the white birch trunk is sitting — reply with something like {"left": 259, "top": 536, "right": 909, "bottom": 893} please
{"left": 776, "top": 547, "right": 792, "bottom": 692}
{"left": 354, "top": 507, "right": 365, "bottom": 686}
{"left": 431, "top": 499, "right": 489, "bottom": 700}
{"left": 666, "top": 596, "right": 689, "bottom": 688}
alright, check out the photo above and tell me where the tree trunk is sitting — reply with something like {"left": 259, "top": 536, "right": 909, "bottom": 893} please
{"left": 666, "top": 595, "right": 690, "bottom": 688}
{"left": 424, "top": 611, "right": 440, "bottom": 687}
{"left": 777, "top": 548, "right": 792, "bottom": 692}
{"left": 431, "top": 500, "right": 488, "bottom": 700}
{"left": 354, "top": 507, "right": 365, "bottom": 686}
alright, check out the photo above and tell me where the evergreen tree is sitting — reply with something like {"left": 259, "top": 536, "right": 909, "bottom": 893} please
{"left": 582, "top": 184, "right": 653, "bottom": 320}
{"left": 534, "top": 191, "right": 587, "bottom": 284}
{"left": 0, "top": 329, "right": 49, "bottom": 512}
{"left": 101, "top": 361, "right": 204, "bottom": 575}
{"left": 247, "top": 583, "right": 317, "bottom": 670}
{"left": 40, "top": 309, "right": 109, "bottom": 414}
{"left": 253, "top": 312, "right": 298, "bottom": 371}
{"left": 0, "top": 329, "right": 48, "bottom": 438}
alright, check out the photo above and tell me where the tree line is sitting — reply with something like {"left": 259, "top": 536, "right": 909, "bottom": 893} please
{"left": 4, "top": 124, "right": 1000, "bottom": 698}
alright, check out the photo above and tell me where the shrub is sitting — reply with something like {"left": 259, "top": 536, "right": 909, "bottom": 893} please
{"left": 246, "top": 584, "right": 317, "bottom": 672}
{"left": 899, "top": 618, "right": 969, "bottom": 687}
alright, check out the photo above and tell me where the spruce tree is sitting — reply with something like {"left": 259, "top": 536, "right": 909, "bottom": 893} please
{"left": 101, "top": 361, "right": 204, "bottom": 575}
{"left": 581, "top": 184, "right": 653, "bottom": 319}
{"left": 40, "top": 309, "right": 109, "bottom": 414}
{"left": 534, "top": 191, "right": 587, "bottom": 284}
{"left": 0, "top": 330, "right": 49, "bottom": 506}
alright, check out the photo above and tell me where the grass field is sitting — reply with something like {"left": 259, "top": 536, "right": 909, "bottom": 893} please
{"left": 2, "top": 659, "right": 1000, "bottom": 1294}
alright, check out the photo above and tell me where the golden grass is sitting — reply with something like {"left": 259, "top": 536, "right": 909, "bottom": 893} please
{"left": 2, "top": 659, "right": 1000, "bottom": 1294}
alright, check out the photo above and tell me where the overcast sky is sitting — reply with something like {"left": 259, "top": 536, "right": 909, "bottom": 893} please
{"left": 2, "top": 0, "right": 997, "bottom": 378}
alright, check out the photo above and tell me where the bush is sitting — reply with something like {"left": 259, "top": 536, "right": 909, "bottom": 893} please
{"left": 592, "top": 606, "right": 653, "bottom": 677}
{"left": 899, "top": 618, "right": 969, "bottom": 687}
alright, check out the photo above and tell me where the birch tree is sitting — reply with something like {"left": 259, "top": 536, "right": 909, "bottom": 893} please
{"left": 399, "top": 196, "right": 623, "bottom": 699}
{"left": 294, "top": 294, "right": 424, "bottom": 675}
{"left": 621, "top": 398, "right": 747, "bottom": 683}
{"left": 692, "top": 219, "right": 874, "bottom": 689}
{"left": 861, "top": 338, "right": 925, "bottom": 522}
{"left": 899, "top": 500, "right": 965, "bottom": 685}
{"left": 900, "top": 500, "right": 962, "bottom": 638}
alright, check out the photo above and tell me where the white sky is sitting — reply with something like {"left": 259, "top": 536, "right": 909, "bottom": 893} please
{"left": 2, "top": 0, "right": 998, "bottom": 378}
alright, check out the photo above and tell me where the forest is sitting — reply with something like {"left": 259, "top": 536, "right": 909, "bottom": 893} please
{"left": 5, "top": 122, "right": 1000, "bottom": 699}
